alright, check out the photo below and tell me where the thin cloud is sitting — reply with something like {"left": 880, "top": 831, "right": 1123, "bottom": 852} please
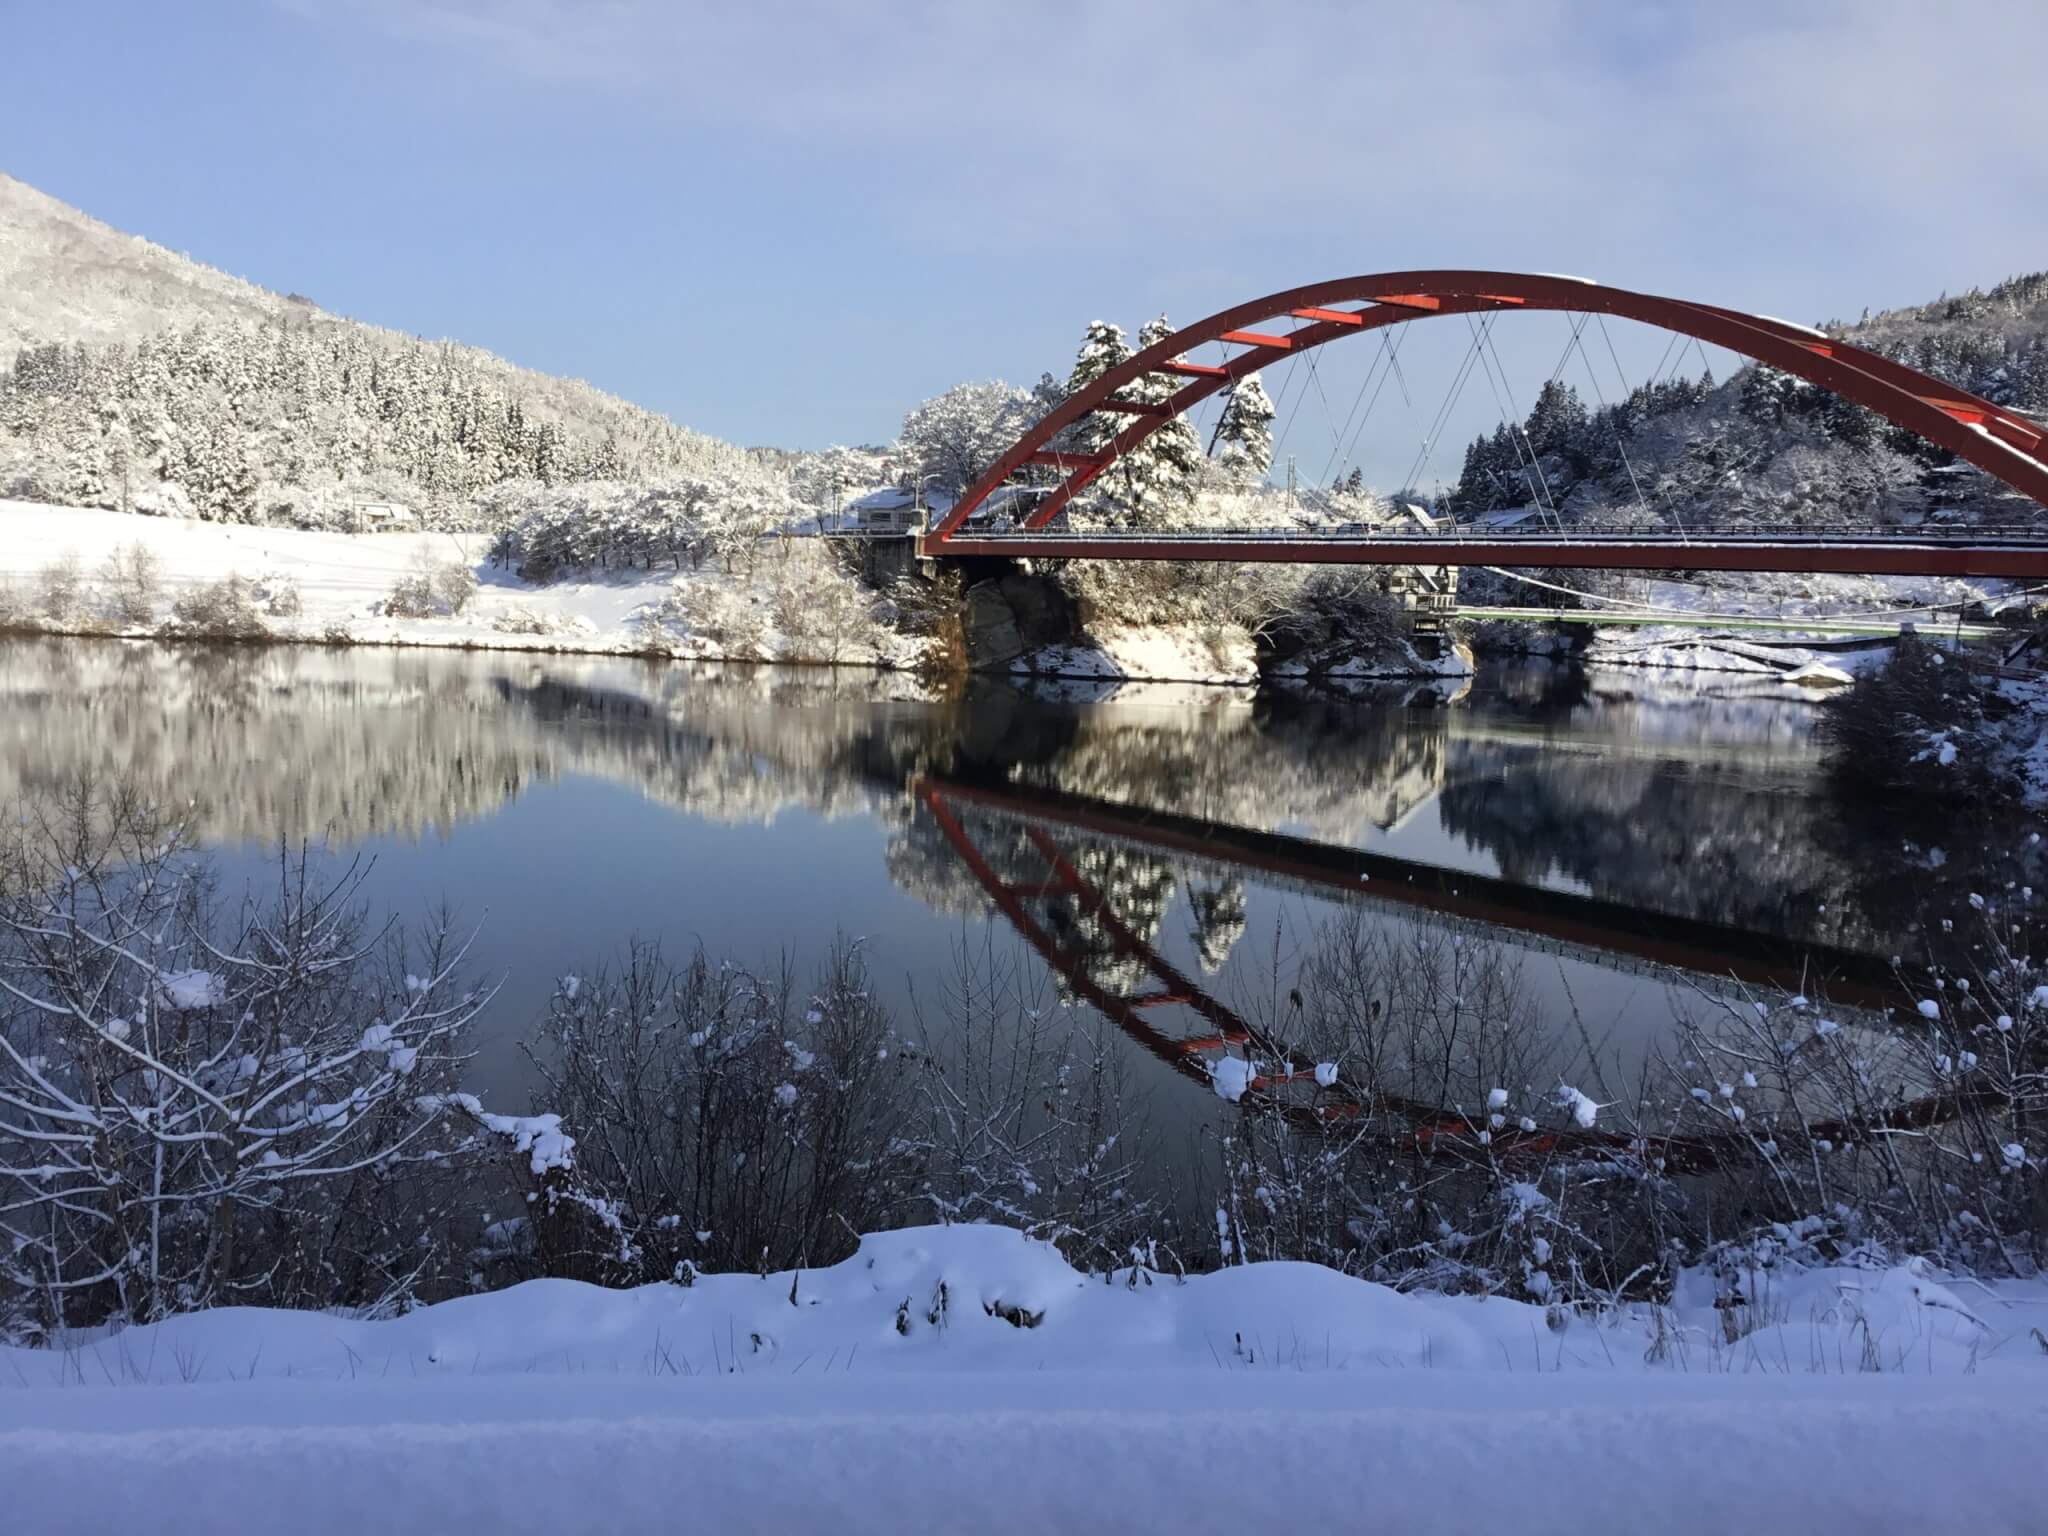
{"left": 275, "top": 0, "right": 2045, "bottom": 464}
{"left": 290, "top": 0, "right": 2046, "bottom": 293}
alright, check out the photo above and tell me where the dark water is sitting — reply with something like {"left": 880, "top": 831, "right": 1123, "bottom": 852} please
{"left": 0, "top": 636, "right": 2018, "bottom": 1118}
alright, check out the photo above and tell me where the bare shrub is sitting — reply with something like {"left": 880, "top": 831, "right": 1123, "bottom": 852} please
{"left": 435, "top": 560, "right": 479, "bottom": 615}
{"left": 489, "top": 932, "right": 1164, "bottom": 1287}
{"left": 1253, "top": 569, "right": 1408, "bottom": 668}
{"left": 902, "top": 935, "right": 1163, "bottom": 1275}
{"left": 513, "top": 940, "right": 920, "bottom": 1283}
{"left": 253, "top": 572, "right": 302, "bottom": 617}
{"left": 0, "top": 781, "right": 489, "bottom": 1337}
{"left": 1658, "top": 885, "right": 2047, "bottom": 1275}
{"left": 384, "top": 552, "right": 478, "bottom": 618}
{"left": 893, "top": 566, "right": 967, "bottom": 677}
{"left": 170, "top": 572, "right": 268, "bottom": 637}
{"left": 382, "top": 567, "right": 437, "bottom": 618}
{"left": 1062, "top": 558, "right": 1197, "bottom": 628}
{"left": 492, "top": 604, "right": 560, "bottom": 635}
{"left": 36, "top": 551, "right": 84, "bottom": 622}
{"left": 1818, "top": 634, "right": 2002, "bottom": 800}
{"left": 649, "top": 581, "right": 771, "bottom": 658}
{"left": 98, "top": 543, "right": 164, "bottom": 626}
{"left": 768, "top": 546, "right": 883, "bottom": 663}
{"left": 1191, "top": 917, "right": 1620, "bottom": 1296}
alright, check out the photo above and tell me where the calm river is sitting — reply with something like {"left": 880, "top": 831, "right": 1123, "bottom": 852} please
{"left": 0, "top": 637, "right": 2015, "bottom": 1122}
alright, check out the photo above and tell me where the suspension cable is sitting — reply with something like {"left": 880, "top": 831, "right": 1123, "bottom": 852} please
{"left": 1315, "top": 331, "right": 1386, "bottom": 490}
{"left": 1471, "top": 317, "right": 1562, "bottom": 532}
{"left": 1400, "top": 314, "right": 1492, "bottom": 498}
{"left": 1567, "top": 314, "right": 1659, "bottom": 534}
{"left": 1334, "top": 326, "right": 1409, "bottom": 487}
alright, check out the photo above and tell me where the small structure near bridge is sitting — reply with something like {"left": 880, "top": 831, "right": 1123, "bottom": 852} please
{"left": 843, "top": 487, "right": 927, "bottom": 535}
{"left": 345, "top": 500, "right": 417, "bottom": 533}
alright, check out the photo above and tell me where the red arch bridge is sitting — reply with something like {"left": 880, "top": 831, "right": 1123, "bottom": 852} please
{"left": 917, "top": 271, "right": 2048, "bottom": 580}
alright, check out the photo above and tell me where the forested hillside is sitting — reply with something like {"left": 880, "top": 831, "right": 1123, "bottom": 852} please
{"left": 0, "top": 173, "right": 766, "bottom": 527}
{"left": 1443, "top": 272, "right": 2048, "bottom": 531}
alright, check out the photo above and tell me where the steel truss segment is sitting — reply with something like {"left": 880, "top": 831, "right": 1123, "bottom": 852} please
{"left": 920, "top": 271, "right": 2048, "bottom": 550}
{"left": 1219, "top": 329, "right": 1292, "bottom": 349}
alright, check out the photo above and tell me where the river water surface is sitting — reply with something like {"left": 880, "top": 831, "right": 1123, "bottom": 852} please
{"left": 0, "top": 637, "right": 2013, "bottom": 1123}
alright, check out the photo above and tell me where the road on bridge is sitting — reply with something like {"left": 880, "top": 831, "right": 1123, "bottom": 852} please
{"left": 921, "top": 525, "right": 2048, "bottom": 579}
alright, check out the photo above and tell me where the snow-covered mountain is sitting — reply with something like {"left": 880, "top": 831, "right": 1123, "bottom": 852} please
{"left": 0, "top": 172, "right": 296, "bottom": 352}
{"left": 0, "top": 172, "right": 763, "bottom": 525}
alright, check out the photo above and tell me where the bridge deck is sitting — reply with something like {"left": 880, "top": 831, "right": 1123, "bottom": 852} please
{"left": 1456, "top": 606, "right": 2004, "bottom": 637}
{"left": 920, "top": 526, "right": 2048, "bottom": 579}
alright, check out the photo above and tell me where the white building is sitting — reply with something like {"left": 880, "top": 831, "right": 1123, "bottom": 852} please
{"left": 843, "top": 487, "right": 925, "bottom": 534}
{"left": 347, "top": 500, "right": 417, "bottom": 533}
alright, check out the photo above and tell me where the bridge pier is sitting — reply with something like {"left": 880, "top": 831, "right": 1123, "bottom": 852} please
{"left": 1388, "top": 564, "right": 1460, "bottom": 657}
{"left": 824, "top": 533, "right": 922, "bottom": 588}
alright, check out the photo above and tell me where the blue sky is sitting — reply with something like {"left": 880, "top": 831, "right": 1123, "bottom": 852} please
{"left": 8, "top": 0, "right": 2046, "bottom": 480}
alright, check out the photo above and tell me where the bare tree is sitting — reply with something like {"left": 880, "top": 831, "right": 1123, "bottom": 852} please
{"left": 0, "top": 779, "right": 489, "bottom": 1337}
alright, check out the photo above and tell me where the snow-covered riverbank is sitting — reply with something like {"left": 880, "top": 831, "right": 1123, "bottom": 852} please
{"left": 0, "top": 500, "right": 926, "bottom": 667}
{"left": 0, "top": 500, "right": 2026, "bottom": 697}
{"left": 3, "top": 1223, "right": 2043, "bottom": 1535}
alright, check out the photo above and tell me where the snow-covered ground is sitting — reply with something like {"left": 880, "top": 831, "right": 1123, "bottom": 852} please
{"left": 1582, "top": 632, "right": 1883, "bottom": 677}
{"left": 1492, "top": 570, "right": 2028, "bottom": 677}
{"left": 0, "top": 501, "right": 923, "bottom": 667}
{"left": 1013, "top": 624, "right": 1261, "bottom": 686}
{"left": 2, "top": 1224, "right": 2042, "bottom": 1534}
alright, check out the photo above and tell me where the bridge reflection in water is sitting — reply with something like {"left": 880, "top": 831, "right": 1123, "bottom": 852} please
{"left": 916, "top": 774, "right": 1981, "bottom": 1172}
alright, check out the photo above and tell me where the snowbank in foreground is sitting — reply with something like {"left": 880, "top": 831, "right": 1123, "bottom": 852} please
{"left": 6, "top": 1371, "right": 2040, "bottom": 1536}
{"left": 0, "top": 501, "right": 923, "bottom": 668}
{"left": 3, "top": 1225, "right": 2043, "bottom": 1534}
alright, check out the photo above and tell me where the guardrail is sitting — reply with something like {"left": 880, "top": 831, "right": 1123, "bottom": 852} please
{"left": 937, "top": 521, "right": 2048, "bottom": 545}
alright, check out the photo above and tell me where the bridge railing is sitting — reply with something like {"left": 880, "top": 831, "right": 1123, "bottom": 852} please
{"left": 935, "top": 519, "right": 2047, "bottom": 545}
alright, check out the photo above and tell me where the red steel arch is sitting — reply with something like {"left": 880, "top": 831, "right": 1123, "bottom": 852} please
{"left": 922, "top": 271, "right": 2048, "bottom": 549}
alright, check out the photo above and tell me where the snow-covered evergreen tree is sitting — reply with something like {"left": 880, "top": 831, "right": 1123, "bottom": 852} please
{"left": 1212, "top": 372, "right": 1275, "bottom": 485}
{"left": 1103, "top": 315, "right": 1203, "bottom": 529}
{"left": 1061, "top": 320, "right": 1133, "bottom": 462}
{"left": 1522, "top": 379, "right": 1588, "bottom": 461}
{"left": 1049, "top": 315, "right": 1198, "bottom": 530}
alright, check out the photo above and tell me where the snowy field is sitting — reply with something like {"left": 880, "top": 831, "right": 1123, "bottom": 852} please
{"left": 0, "top": 500, "right": 930, "bottom": 667}
{"left": 3, "top": 1224, "right": 2045, "bottom": 1534}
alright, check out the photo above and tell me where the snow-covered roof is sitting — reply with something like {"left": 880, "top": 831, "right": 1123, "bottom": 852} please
{"left": 846, "top": 486, "right": 959, "bottom": 514}
{"left": 846, "top": 487, "right": 917, "bottom": 511}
